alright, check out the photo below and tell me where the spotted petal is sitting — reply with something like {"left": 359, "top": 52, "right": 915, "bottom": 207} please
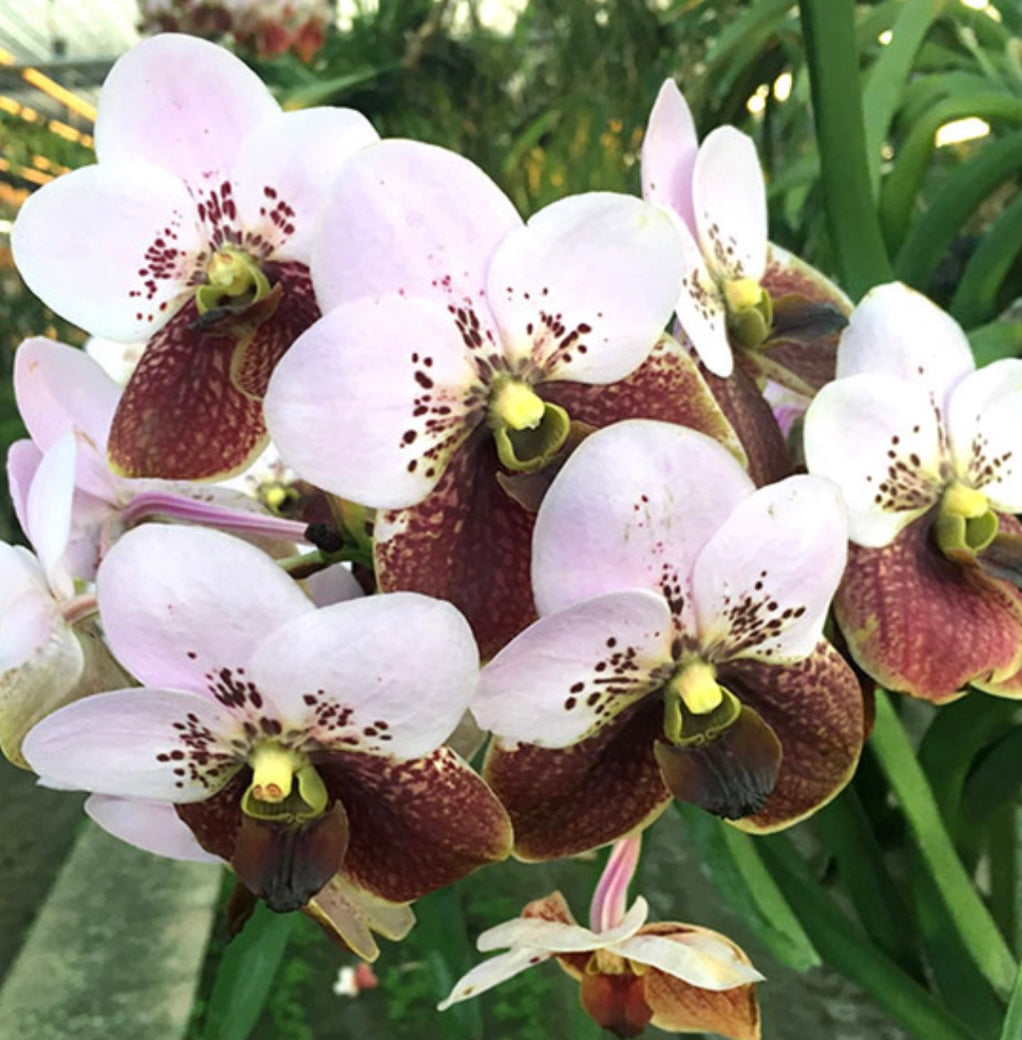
{"left": 12, "top": 160, "right": 202, "bottom": 341}
{"left": 641, "top": 79, "right": 699, "bottom": 236}
{"left": 532, "top": 420, "right": 753, "bottom": 621}
{"left": 85, "top": 794, "right": 222, "bottom": 863}
{"left": 803, "top": 373, "right": 945, "bottom": 548}
{"left": 488, "top": 193, "right": 683, "bottom": 383}
{"left": 94, "top": 32, "right": 279, "bottom": 191}
{"left": 22, "top": 687, "right": 243, "bottom": 801}
{"left": 475, "top": 591, "right": 673, "bottom": 747}
{"left": 673, "top": 222, "right": 735, "bottom": 378}
{"left": 97, "top": 524, "right": 312, "bottom": 694}
{"left": 694, "top": 475, "right": 847, "bottom": 664}
{"left": 480, "top": 897, "right": 648, "bottom": 954}
{"left": 248, "top": 592, "right": 479, "bottom": 759}
{"left": 266, "top": 295, "right": 481, "bottom": 509}
{"left": 835, "top": 283, "right": 974, "bottom": 416}
{"left": 438, "top": 947, "right": 556, "bottom": 1011}
{"left": 946, "top": 359, "right": 1022, "bottom": 513}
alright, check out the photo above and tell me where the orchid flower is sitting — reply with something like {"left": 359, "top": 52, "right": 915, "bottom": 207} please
{"left": 266, "top": 139, "right": 743, "bottom": 656}
{"left": 642, "top": 79, "right": 851, "bottom": 391}
{"left": 804, "top": 281, "right": 1022, "bottom": 701}
{"left": 12, "top": 33, "right": 378, "bottom": 481}
{"left": 23, "top": 525, "right": 512, "bottom": 911}
{"left": 440, "top": 834, "right": 762, "bottom": 1040}
{"left": 474, "top": 419, "right": 864, "bottom": 859}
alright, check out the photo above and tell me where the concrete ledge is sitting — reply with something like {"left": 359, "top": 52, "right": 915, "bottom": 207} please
{"left": 0, "top": 820, "right": 221, "bottom": 1040}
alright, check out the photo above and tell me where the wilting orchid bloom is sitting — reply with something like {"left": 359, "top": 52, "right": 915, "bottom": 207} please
{"left": 12, "top": 33, "right": 378, "bottom": 481}
{"left": 10, "top": 337, "right": 312, "bottom": 580}
{"left": 475, "top": 420, "right": 864, "bottom": 859}
{"left": 804, "top": 282, "right": 1022, "bottom": 702}
{"left": 440, "top": 834, "right": 762, "bottom": 1040}
{"left": 267, "top": 139, "right": 742, "bottom": 656}
{"left": 23, "top": 525, "right": 512, "bottom": 911}
{"left": 642, "top": 79, "right": 850, "bottom": 391}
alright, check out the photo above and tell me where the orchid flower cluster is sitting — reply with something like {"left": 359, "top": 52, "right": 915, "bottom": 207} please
{"left": 4, "top": 33, "right": 1022, "bottom": 1039}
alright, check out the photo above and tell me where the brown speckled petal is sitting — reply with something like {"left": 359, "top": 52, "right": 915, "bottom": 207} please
{"left": 483, "top": 698, "right": 672, "bottom": 861}
{"left": 835, "top": 514, "right": 1022, "bottom": 703}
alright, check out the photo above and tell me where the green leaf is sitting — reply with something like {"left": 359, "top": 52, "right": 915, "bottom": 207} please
{"left": 280, "top": 66, "right": 396, "bottom": 109}
{"left": 1001, "top": 960, "right": 1022, "bottom": 1040}
{"left": 969, "top": 320, "right": 1022, "bottom": 365}
{"left": 950, "top": 190, "right": 1022, "bottom": 326}
{"left": 202, "top": 903, "right": 295, "bottom": 1040}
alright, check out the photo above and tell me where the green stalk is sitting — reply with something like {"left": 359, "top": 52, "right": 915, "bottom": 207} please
{"left": 871, "top": 690, "right": 1017, "bottom": 997}
{"left": 1001, "top": 960, "right": 1022, "bottom": 1040}
{"left": 798, "top": 0, "right": 893, "bottom": 297}
{"left": 760, "top": 836, "right": 984, "bottom": 1040}
{"left": 950, "top": 190, "right": 1022, "bottom": 327}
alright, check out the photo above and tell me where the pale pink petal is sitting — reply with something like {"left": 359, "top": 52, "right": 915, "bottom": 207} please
{"left": 946, "top": 359, "right": 1022, "bottom": 513}
{"left": 532, "top": 420, "right": 753, "bottom": 622}
{"left": 0, "top": 544, "right": 58, "bottom": 671}
{"left": 313, "top": 139, "right": 521, "bottom": 312}
{"left": 27, "top": 432, "right": 76, "bottom": 597}
{"left": 590, "top": 833, "right": 642, "bottom": 933}
{"left": 94, "top": 33, "right": 279, "bottom": 190}
{"left": 249, "top": 592, "right": 478, "bottom": 758}
{"left": 22, "top": 687, "right": 243, "bottom": 801}
{"left": 835, "top": 283, "right": 974, "bottom": 417}
{"left": 474, "top": 591, "right": 673, "bottom": 747}
{"left": 438, "top": 948, "right": 555, "bottom": 1011}
{"left": 479, "top": 896, "right": 649, "bottom": 953}
{"left": 641, "top": 79, "right": 699, "bottom": 235}
{"left": 303, "top": 563, "right": 364, "bottom": 607}
{"left": 803, "top": 374, "right": 945, "bottom": 548}
{"left": 97, "top": 524, "right": 312, "bottom": 693}
{"left": 488, "top": 193, "right": 683, "bottom": 383}
{"left": 64, "top": 490, "right": 118, "bottom": 582}
{"left": 693, "top": 475, "right": 847, "bottom": 663}
{"left": 12, "top": 161, "right": 203, "bottom": 341}
{"left": 692, "top": 127, "right": 767, "bottom": 283}
{"left": 85, "top": 794, "right": 222, "bottom": 863}
{"left": 7, "top": 439, "right": 41, "bottom": 537}
{"left": 232, "top": 107, "right": 379, "bottom": 263}
{"left": 265, "top": 296, "right": 482, "bottom": 509}
{"left": 673, "top": 221, "right": 734, "bottom": 377}
{"left": 614, "top": 932, "right": 764, "bottom": 989}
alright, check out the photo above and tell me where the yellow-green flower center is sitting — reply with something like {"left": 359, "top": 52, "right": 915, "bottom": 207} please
{"left": 723, "top": 276, "right": 772, "bottom": 349}
{"left": 935, "top": 480, "right": 999, "bottom": 559}
{"left": 242, "top": 742, "right": 328, "bottom": 823}
{"left": 487, "top": 376, "right": 570, "bottom": 473}
{"left": 941, "top": 480, "right": 989, "bottom": 520}
{"left": 195, "top": 246, "right": 272, "bottom": 315}
{"left": 661, "top": 657, "right": 742, "bottom": 747}
{"left": 667, "top": 659, "right": 723, "bottom": 715}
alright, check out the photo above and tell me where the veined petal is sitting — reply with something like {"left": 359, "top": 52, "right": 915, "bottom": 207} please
{"left": 97, "top": 524, "right": 312, "bottom": 694}
{"left": 532, "top": 420, "right": 753, "bottom": 620}
{"left": 313, "top": 138, "right": 521, "bottom": 312}
{"left": 480, "top": 897, "right": 648, "bottom": 954}
{"left": 265, "top": 296, "right": 482, "bottom": 509}
{"left": 438, "top": 948, "right": 555, "bottom": 1011}
{"left": 321, "top": 746, "right": 512, "bottom": 903}
{"left": 306, "top": 874, "right": 416, "bottom": 962}
{"left": 249, "top": 592, "right": 479, "bottom": 759}
{"left": 26, "top": 432, "right": 76, "bottom": 597}
{"left": 692, "top": 127, "right": 767, "bottom": 283}
{"left": 614, "top": 931, "right": 763, "bottom": 989}
{"left": 475, "top": 591, "right": 673, "bottom": 747}
{"left": 85, "top": 794, "right": 222, "bottom": 863}
{"left": 12, "top": 160, "right": 202, "bottom": 341}
{"left": 835, "top": 283, "right": 974, "bottom": 415}
{"left": 488, "top": 193, "right": 683, "bottom": 383}
{"left": 22, "top": 687, "right": 243, "bottom": 801}
{"left": 94, "top": 32, "right": 279, "bottom": 190}
{"left": 694, "top": 475, "right": 847, "bottom": 664}
{"left": 946, "top": 359, "right": 1022, "bottom": 513}
{"left": 835, "top": 518, "right": 1022, "bottom": 702}
{"left": 232, "top": 107, "right": 379, "bottom": 263}
{"left": 722, "top": 644, "right": 864, "bottom": 832}
{"left": 803, "top": 373, "right": 945, "bottom": 548}
{"left": 641, "top": 79, "right": 699, "bottom": 235}
{"left": 674, "top": 224, "right": 734, "bottom": 378}
{"left": 483, "top": 697, "right": 672, "bottom": 860}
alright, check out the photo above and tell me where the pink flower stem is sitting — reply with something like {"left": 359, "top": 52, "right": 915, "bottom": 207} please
{"left": 589, "top": 831, "right": 643, "bottom": 933}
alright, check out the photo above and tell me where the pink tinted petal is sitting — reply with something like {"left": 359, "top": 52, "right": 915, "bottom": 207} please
{"left": 22, "top": 687, "right": 242, "bottom": 801}
{"left": 265, "top": 296, "right": 481, "bottom": 509}
{"left": 12, "top": 161, "right": 202, "bottom": 341}
{"left": 836, "top": 283, "right": 974, "bottom": 415}
{"left": 7, "top": 439, "right": 41, "bottom": 537}
{"left": 803, "top": 373, "right": 944, "bottom": 548}
{"left": 63, "top": 489, "right": 118, "bottom": 582}
{"left": 673, "top": 225, "right": 734, "bottom": 377}
{"left": 85, "top": 794, "right": 222, "bottom": 863}
{"left": 97, "top": 524, "right": 312, "bottom": 693}
{"left": 590, "top": 833, "right": 642, "bottom": 933}
{"left": 250, "top": 592, "right": 478, "bottom": 758}
{"left": 303, "top": 563, "right": 364, "bottom": 607}
{"left": 488, "top": 193, "right": 683, "bottom": 383}
{"left": 475, "top": 591, "right": 673, "bottom": 747}
{"left": 693, "top": 127, "right": 767, "bottom": 283}
{"left": 232, "top": 107, "right": 378, "bottom": 263}
{"left": 438, "top": 948, "right": 555, "bottom": 1011}
{"left": 313, "top": 139, "right": 521, "bottom": 312}
{"left": 0, "top": 545, "right": 57, "bottom": 671}
{"left": 694, "top": 475, "right": 848, "bottom": 663}
{"left": 95, "top": 33, "right": 278, "bottom": 189}
{"left": 641, "top": 80, "right": 699, "bottom": 235}
{"left": 946, "top": 359, "right": 1022, "bottom": 512}
{"left": 27, "top": 432, "right": 76, "bottom": 596}
{"left": 532, "top": 420, "right": 753, "bottom": 620}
